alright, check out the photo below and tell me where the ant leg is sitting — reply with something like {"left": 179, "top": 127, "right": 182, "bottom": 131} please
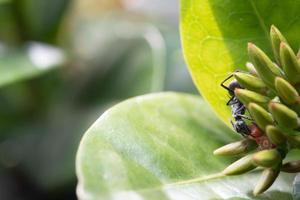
{"left": 227, "top": 96, "right": 242, "bottom": 106}
{"left": 236, "top": 114, "right": 253, "bottom": 121}
{"left": 234, "top": 104, "right": 245, "bottom": 113}
{"left": 221, "top": 74, "right": 234, "bottom": 93}
{"left": 230, "top": 120, "right": 235, "bottom": 129}
{"left": 234, "top": 105, "right": 253, "bottom": 121}
{"left": 226, "top": 96, "right": 235, "bottom": 106}
{"left": 221, "top": 70, "right": 242, "bottom": 92}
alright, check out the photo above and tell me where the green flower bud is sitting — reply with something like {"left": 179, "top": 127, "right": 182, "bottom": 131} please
{"left": 265, "top": 125, "right": 286, "bottom": 146}
{"left": 281, "top": 160, "right": 300, "bottom": 173}
{"left": 272, "top": 62, "right": 285, "bottom": 77}
{"left": 275, "top": 77, "right": 300, "bottom": 105}
{"left": 248, "top": 103, "right": 273, "bottom": 131}
{"left": 268, "top": 102, "right": 300, "bottom": 129}
{"left": 222, "top": 154, "right": 256, "bottom": 176}
{"left": 280, "top": 42, "right": 300, "bottom": 84}
{"left": 235, "top": 89, "right": 270, "bottom": 109}
{"left": 246, "top": 62, "right": 258, "bottom": 76}
{"left": 253, "top": 167, "right": 280, "bottom": 196}
{"left": 248, "top": 43, "right": 280, "bottom": 89}
{"left": 216, "top": 26, "right": 300, "bottom": 195}
{"left": 213, "top": 139, "right": 256, "bottom": 156}
{"left": 252, "top": 149, "right": 282, "bottom": 168}
{"left": 270, "top": 25, "right": 287, "bottom": 64}
{"left": 234, "top": 72, "right": 267, "bottom": 93}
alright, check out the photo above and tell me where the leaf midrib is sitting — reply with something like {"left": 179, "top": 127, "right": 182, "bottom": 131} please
{"left": 132, "top": 170, "right": 262, "bottom": 194}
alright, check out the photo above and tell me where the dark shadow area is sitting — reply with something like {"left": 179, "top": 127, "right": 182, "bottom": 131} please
{"left": 0, "top": 167, "right": 76, "bottom": 200}
{"left": 207, "top": 0, "right": 300, "bottom": 70}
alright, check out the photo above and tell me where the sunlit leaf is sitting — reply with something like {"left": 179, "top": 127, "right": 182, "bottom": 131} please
{"left": 180, "top": 0, "right": 300, "bottom": 125}
{"left": 76, "top": 92, "right": 294, "bottom": 200}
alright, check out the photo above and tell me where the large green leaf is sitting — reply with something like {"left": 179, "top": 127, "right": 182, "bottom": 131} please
{"left": 76, "top": 92, "right": 295, "bottom": 200}
{"left": 180, "top": 0, "right": 300, "bottom": 125}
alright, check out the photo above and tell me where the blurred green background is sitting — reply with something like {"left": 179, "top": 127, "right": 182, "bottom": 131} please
{"left": 0, "top": 0, "right": 197, "bottom": 199}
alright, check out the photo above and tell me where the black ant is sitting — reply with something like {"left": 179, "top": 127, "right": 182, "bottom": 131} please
{"left": 221, "top": 72, "right": 251, "bottom": 137}
{"left": 221, "top": 73, "right": 275, "bottom": 149}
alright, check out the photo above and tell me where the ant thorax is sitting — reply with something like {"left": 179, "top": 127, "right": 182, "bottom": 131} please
{"left": 230, "top": 98, "right": 244, "bottom": 117}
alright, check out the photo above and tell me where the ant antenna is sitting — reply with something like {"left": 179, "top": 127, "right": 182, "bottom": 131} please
{"left": 220, "top": 70, "right": 241, "bottom": 92}
{"left": 226, "top": 96, "right": 236, "bottom": 106}
{"left": 220, "top": 74, "right": 234, "bottom": 92}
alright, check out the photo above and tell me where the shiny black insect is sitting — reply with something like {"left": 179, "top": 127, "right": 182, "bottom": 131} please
{"left": 221, "top": 73, "right": 251, "bottom": 136}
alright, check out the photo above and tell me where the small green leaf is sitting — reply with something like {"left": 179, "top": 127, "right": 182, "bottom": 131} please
{"left": 76, "top": 92, "right": 295, "bottom": 199}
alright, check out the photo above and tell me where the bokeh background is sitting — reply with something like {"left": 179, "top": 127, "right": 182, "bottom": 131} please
{"left": 0, "top": 0, "right": 197, "bottom": 199}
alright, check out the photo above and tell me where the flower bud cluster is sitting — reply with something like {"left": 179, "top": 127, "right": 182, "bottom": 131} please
{"left": 214, "top": 25, "right": 300, "bottom": 195}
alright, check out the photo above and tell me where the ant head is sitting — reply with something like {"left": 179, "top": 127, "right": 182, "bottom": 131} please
{"left": 228, "top": 81, "right": 241, "bottom": 96}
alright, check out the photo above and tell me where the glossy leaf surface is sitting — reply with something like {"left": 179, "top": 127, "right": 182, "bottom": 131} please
{"left": 76, "top": 92, "right": 294, "bottom": 200}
